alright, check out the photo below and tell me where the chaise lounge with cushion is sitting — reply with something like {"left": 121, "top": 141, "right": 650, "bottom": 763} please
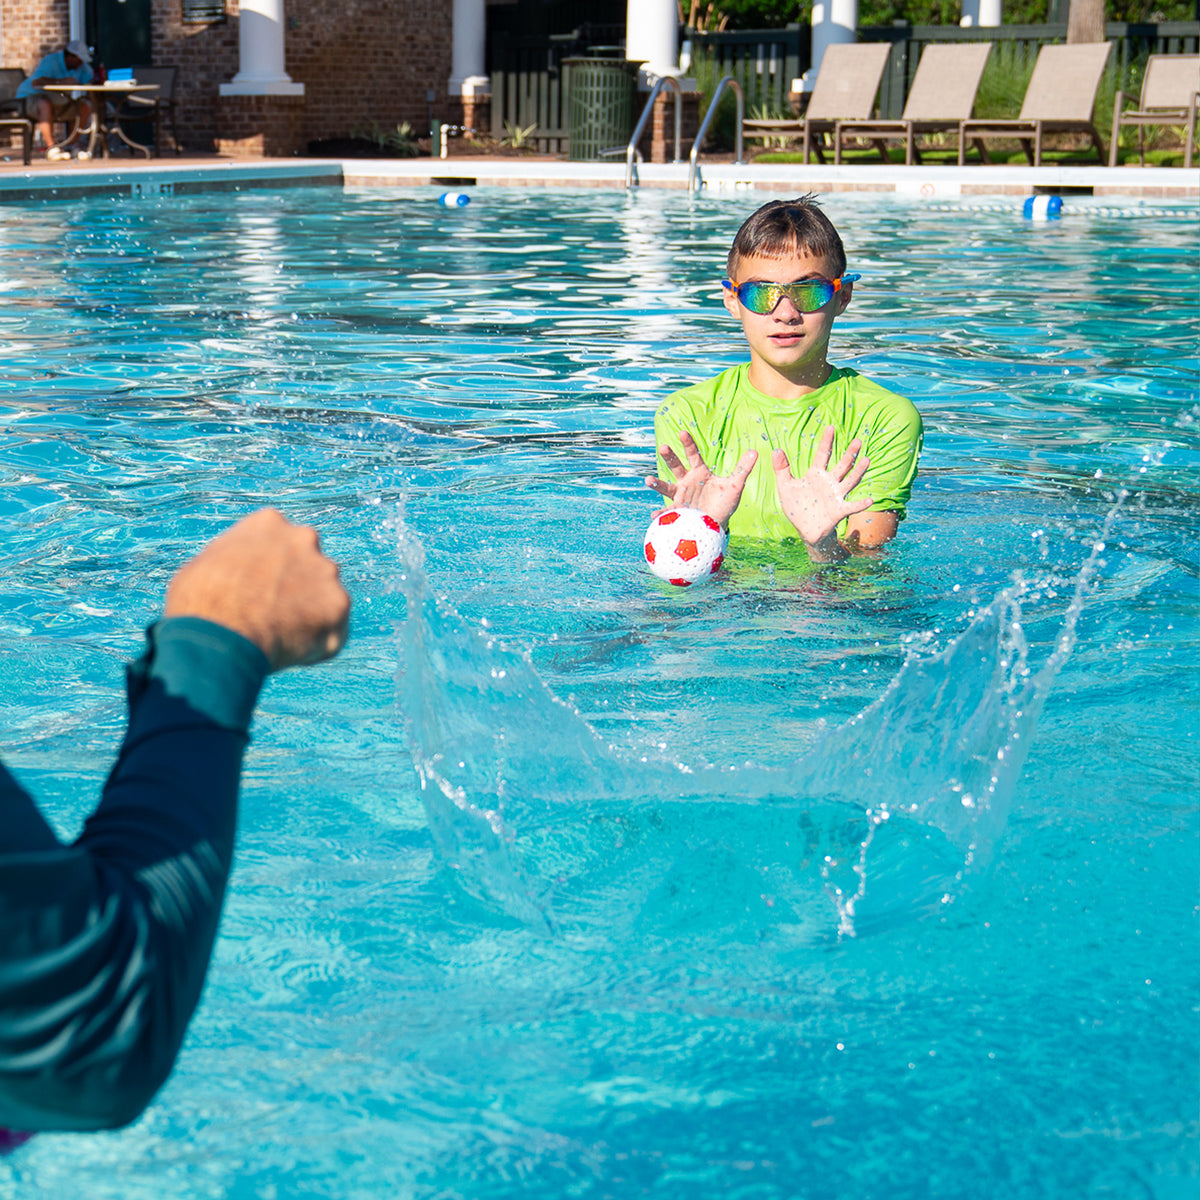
{"left": 1109, "top": 53, "right": 1198, "bottom": 168}
{"left": 958, "top": 41, "right": 1113, "bottom": 166}
{"left": 743, "top": 42, "right": 892, "bottom": 164}
{"left": 834, "top": 42, "right": 993, "bottom": 165}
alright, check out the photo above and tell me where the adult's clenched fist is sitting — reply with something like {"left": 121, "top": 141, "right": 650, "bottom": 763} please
{"left": 164, "top": 509, "right": 350, "bottom": 671}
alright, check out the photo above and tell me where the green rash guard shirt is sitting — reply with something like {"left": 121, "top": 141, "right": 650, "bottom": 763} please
{"left": 0, "top": 618, "right": 269, "bottom": 1134}
{"left": 654, "top": 364, "right": 923, "bottom": 542}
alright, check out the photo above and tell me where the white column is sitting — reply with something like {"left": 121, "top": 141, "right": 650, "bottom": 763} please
{"left": 626, "top": 0, "right": 679, "bottom": 80}
{"left": 450, "top": 0, "right": 489, "bottom": 95}
{"left": 961, "top": 0, "right": 1000, "bottom": 25}
{"left": 800, "top": 0, "right": 858, "bottom": 91}
{"left": 68, "top": 0, "right": 85, "bottom": 43}
{"left": 221, "top": 0, "right": 305, "bottom": 96}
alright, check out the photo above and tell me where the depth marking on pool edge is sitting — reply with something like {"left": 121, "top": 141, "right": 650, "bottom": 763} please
{"left": 131, "top": 181, "right": 175, "bottom": 199}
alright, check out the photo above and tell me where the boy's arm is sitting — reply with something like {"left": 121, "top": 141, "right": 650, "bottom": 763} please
{"left": 842, "top": 400, "right": 923, "bottom": 549}
{"left": 773, "top": 427, "right": 874, "bottom": 562}
{"left": 844, "top": 509, "right": 899, "bottom": 550}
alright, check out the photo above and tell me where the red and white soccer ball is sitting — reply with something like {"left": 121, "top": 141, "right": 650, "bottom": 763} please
{"left": 643, "top": 507, "right": 728, "bottom": 586}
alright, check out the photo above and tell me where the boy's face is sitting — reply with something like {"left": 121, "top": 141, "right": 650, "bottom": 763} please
{"left": 722, "top": 245, "right": 852, "bottom": 391}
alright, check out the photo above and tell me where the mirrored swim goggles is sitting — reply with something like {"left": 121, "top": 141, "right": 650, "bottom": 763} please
{"left": 722, "top": 273, "right": 860, "bottom": 315}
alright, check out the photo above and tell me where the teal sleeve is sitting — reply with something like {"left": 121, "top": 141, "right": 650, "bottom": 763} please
{"left": 0, "top": 619, "right": 268, "bottom": 1132}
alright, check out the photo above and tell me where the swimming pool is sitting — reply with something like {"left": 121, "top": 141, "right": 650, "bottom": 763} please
{"left": 0, "top": 186, "right": 1196, "bottom": 1198}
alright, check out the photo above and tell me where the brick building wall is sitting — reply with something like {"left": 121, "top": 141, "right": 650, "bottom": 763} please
{"left": 2, "top": 0, "right": 455, "bottom": 155}
{"left": 287, "top": 0, "right": 454, "bottom": 145}
{"left": 150, "top": 2, "right": 239, "bottom": 150}
{"left": 0, "top": 0, "right": 72, "bottom": 73}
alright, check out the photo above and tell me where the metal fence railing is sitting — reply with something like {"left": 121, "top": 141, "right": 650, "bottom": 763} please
{"left": 488, "top": 21, "right": 1200, "bottom": 144}
{"left": 490, "top": 26, "right": 622, "bottom": 151}
{"left": 687, "top": 26, "right": 810, "bottom": 116}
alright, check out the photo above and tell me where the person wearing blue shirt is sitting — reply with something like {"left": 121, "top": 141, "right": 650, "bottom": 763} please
{"left": 0, "top": 510, "right": 350, "bottom": 1141}
{"left": 16, "top": 39, "right": 95, "bottom": 160}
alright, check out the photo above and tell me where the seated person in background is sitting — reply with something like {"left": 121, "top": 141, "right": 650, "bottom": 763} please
{"left": 0, "top": 509, "right": 350, "bottom": 1139}
{"left": 647, "top": 195, "right": 923, "bottom": 563}
{"left": 17, "top": 39, "right": 95, "bottom": 161}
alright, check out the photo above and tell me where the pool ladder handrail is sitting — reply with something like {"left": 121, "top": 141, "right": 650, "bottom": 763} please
{"left": 688, "top": 76, "right": 744, "bottom": 194}
{"left": 624, "top": 75, "right": 684, "bottom": 188}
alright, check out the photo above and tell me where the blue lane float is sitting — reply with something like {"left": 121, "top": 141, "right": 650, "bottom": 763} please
{"left": 923, "top": 202, "right": 1187, "bottom": 219}
{"left": 1023, "top": 194, "right": 1064, "bottom": 221}
{"left": 438, "top": 192, "right": 471, "bottom": 207}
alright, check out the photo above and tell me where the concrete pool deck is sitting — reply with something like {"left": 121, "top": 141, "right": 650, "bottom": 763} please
{"left": 0, "top": 152, "right": 1195, "bottom": 203}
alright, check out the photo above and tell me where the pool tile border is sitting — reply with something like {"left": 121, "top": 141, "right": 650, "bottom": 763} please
{"left": 0, "top": 156, "right": 1194, "bottom": 203}
{"left": 0, "top": 160, "right": 343, "bottom": 203}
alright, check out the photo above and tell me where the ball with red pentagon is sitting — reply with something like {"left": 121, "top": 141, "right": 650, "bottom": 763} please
{"left": 643, "top": 507, "right": 728, "bottom": 586}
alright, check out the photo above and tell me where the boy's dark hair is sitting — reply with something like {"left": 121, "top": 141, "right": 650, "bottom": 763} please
{"left": 726, "top": 195, "right": 847, "bottom": 279}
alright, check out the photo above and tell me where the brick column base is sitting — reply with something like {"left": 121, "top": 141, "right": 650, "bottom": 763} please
{"left": 216, "top": 94, "right": 307, "bottom": 158}
{"left": 636, "top": 90, "right": 701, "bottom": 164}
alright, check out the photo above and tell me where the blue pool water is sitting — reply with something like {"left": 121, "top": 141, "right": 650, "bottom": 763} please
{"left": 0, "top": 186, "right": 1197, "bottom": 1198}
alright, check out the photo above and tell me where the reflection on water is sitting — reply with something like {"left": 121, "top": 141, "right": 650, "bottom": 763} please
{"left": 0, "top": 188, "right": 1196, "bottom": 1199}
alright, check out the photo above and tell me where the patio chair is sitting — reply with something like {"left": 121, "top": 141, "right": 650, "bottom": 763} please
{"left": 113, "top": 66, "right": 181, "bottom": 156}
{"left": 743, "top": 42, "right": 892, "bottom": 164}
{"left": 1109, "top": 53, "right": 1198, "bottom": 168}
{"left": 834, "top": 42, "right": 992, "bottom": 165}
{"left": 0, "top": 67, "right": 33, "bottom": 165}
{"left": 958, "top": 42, "right": 1113, "bottom": 166}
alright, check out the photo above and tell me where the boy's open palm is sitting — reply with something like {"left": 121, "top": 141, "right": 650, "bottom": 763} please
{"left": 773, "top": 426, "right": 873, "bottom": 559}
{"left": 646, "top": 430, "right": 758, "bottom": 527}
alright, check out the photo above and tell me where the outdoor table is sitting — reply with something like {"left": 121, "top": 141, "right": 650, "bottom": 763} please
{"left": 42, "top": 82, "right": 161, "bottom": 158}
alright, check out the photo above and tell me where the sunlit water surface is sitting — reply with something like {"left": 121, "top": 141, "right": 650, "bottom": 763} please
{"left": 0, "top": 187, "right": 1197, "bottom": 1198}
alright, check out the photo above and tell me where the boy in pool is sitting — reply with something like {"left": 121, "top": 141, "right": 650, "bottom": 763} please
{"left": 646, "top": 195, "right": 922, "bottom": 563}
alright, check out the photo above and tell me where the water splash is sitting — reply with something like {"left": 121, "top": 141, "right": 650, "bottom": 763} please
{"left": 395, "top": 493, "right": 1126, "bottom": 945}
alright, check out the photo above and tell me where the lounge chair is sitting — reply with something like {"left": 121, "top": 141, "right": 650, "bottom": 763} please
{"left": 743, "top": 42, "right": 892, "bottom": 164}
{"left": 834, "top": 42, "right": 992, "bottom": 165}
{"left": 0, "top": 67, "right": 33, "bottom": 165}
{"left": 1109, "top": 53, "right": 1198, "bottom": 168}
{"left": 958, "top": 42, "right": 1113, "bottom": 166}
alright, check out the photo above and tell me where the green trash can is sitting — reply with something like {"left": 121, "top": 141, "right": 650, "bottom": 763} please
{"left": 564, "top": 51, "right": 638, "bottom": 162}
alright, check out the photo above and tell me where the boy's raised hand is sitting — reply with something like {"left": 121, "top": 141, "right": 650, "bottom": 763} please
{"left": 773, "top": 425, "right": 873, "bottom": 562}
{"left": 645, "top": 430, "right": 758, "bottom": 527}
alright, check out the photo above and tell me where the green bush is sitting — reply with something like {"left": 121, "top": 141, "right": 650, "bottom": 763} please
{"left": 691, "top": 44, "right": 746, "bottom": 151}
{"left": 972, "top": 43, "right": 1038, "bottom": 119}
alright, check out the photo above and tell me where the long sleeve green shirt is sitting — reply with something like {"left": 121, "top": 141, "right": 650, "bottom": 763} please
{"left": 0, "top": 618, "right": 269, "bottom": 1132}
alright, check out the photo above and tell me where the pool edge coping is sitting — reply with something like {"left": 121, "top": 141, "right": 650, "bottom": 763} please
{"left": 0, "top": 156, "right": 1195, "bottom": 203}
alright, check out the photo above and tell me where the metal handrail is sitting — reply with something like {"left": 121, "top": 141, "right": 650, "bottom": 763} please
{"left": 624, "top": 75, "right": 683, "bottom": 188}
{"left": 688, "top": 76, "right": 744, "bottom": 194}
